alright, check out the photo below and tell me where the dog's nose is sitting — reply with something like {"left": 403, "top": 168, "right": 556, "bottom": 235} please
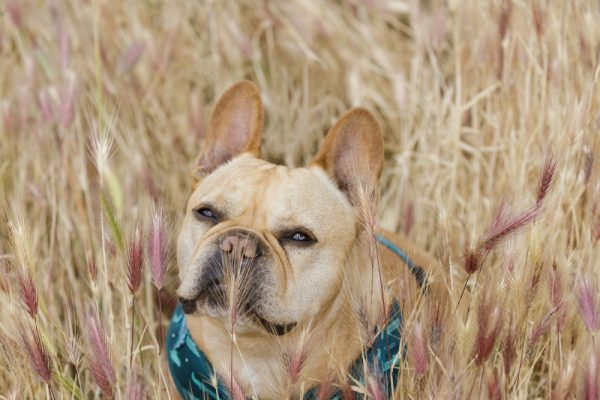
{"left": 219, "top": 230, "right": 262, "bottom": 259}
{"left": 179, "top": 297, "right": 198, "bottom": 314}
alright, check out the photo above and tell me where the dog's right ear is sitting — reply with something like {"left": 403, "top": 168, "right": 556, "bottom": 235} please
{"left": 193, "top": 80, "right": 264, "bottom": 183}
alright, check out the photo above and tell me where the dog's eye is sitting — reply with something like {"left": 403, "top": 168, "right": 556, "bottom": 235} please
{"left": 193, "top": 206, "right": 218, "bottom": 222}
{"left": 281, "top": 229, "right": 316, "bottom": 245}
{"left": 291, "top": 232, "right": 308, "bottom": 242}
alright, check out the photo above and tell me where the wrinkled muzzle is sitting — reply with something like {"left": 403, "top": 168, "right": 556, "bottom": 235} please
{"left": 178, "top": 229, "right": 296, "bottom": 335}
{"left": 179, "top": 228, "right": 266, "bottom": 313}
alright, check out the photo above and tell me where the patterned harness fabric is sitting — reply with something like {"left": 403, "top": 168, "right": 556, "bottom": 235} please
{"left": 167, "top": 234, "right": 427, "bottom": 399}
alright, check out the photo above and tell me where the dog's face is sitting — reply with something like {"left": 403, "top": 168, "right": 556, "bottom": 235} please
{"left": 177, "top": 81, "right": 383, "bottom": 337}
{"left": 177, "top": 155, "right": 357, "bottom": 334}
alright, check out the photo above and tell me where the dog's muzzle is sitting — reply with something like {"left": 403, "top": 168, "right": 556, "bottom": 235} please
{"left": 178, "top": 229, "right": 296, "bottom": 335}
{"left": 179, "top": 228, "right": 264, "bottom": 310}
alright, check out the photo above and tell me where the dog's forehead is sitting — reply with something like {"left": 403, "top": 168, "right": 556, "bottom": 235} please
{"left": 189, "top": 155, "right": 355, "bottom": 228}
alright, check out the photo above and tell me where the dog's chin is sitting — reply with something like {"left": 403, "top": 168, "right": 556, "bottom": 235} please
{"left": 181, "top": 296, "right": 297, "bottom": 336}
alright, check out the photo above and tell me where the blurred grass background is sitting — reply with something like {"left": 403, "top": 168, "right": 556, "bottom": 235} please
{"left": 1, "top": 0, "right": 600, "bottom": 398}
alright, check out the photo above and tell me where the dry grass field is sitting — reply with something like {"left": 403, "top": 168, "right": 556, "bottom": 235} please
{"left": 1, "top": 0, "right": 600, "bottom": 398}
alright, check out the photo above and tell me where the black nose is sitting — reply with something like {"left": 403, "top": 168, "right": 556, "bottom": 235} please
{"left": 179, "top": 297, "right": 197, "bottom": 314}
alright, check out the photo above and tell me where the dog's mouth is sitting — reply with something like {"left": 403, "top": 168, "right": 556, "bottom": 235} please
{"left": 254, "top": 314, "right": 297, "bottom": 336}
{"left": 179, "top": 282, "right": 297, "bottom": 336}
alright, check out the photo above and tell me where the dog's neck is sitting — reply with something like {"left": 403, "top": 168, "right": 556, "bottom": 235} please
{"left": 185, "top": 295, "right": 360, "bottom": 398}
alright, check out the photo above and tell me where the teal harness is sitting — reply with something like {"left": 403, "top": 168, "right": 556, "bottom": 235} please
{"left": 167, "top": 235, "right": 426, "bottom": 399}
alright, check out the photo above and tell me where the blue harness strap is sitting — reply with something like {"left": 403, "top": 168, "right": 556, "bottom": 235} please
{"left": 375, "top": 235, "right": 428, "bottom": 290}
{"left": 167, "top": 235, "right": 427, "bottom": 399}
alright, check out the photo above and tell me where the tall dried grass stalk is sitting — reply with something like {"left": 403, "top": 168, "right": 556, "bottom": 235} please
{"left": 125, "top": 224, "right": 144, "bottom": 369}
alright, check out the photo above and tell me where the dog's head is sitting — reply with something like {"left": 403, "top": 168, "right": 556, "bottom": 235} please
{"left": 177, "top": 81, "right": 383, "bottom": 337}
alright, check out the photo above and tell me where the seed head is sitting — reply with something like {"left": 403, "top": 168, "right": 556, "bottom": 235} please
{"left": 530, "top": 309, "right": 555, "bottom": 347}
{"left": 483, "top": 206, "right": 540, "bottom": 252}
{"left": 0, "top": 260, "right": 10, "bottom": 294}
{"left": 149, "top": 209, "right": 169, "bottom": 290}
{"left": 86, "top": 252, "right": 98, "bottom": 286}
{"left": 86, "top": 308, "right": 116, "bottom": 398}
{"left": 548, "top": 265, "right": 567, "bottom": 333}
{"left": 316, "top": 380, "right": 335, "bottom": 400}
{"left": 551, "top": 352, "right": 576, "bottom": 400}
{"left": 17, "top": 269, "right": 37, "bottom": 319}
{"left": 6, "top": 0, "right": 21, "bottom": 28}
{"left": 462, "top": 245, "right": 483, "bottom": 275}
{"left": 475, "top": 293, "right": 503, "bottom": 365}
{"left": 411, "top": 322, "right": 428, "bottom": 375}
{"left": 285, "top": 344, "right": 308, "bottom": 385}
{"left": 62, "top": 299, "right": 81, "bottom": 366}
{"left": 584, "top": 350, "right": 599, "bottom": 400}
{"left": 577, "top": 276, "right": 599, "bottom": 332}
{"left": 126, "top": 225, "right": 144, "bottom": 294}
{"left": 486, "top": 369, "right": 501, "bottom": 400}
{"left": 536, "top": 152, "right": 557, "bottom": 205}
{"left": 18, "top": 323, "right": 52, "bottom": 383}
{"left": 222, "top": 370, "right": 244, "bottom": 400}
{"left": 501, "top": 314, "right": 518, "bottom": 377}
{"left": 365, "top": 374, "right": 385, "bottom": 400}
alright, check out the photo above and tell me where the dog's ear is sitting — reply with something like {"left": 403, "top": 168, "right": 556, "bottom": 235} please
{"left": 312, "top": 108, "right": 383, "bottom": 202}
{"left": 194, "top": 80, "right": 264, "bottom": 182}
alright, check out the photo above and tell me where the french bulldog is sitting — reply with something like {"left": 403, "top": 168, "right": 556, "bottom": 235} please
{"left": 175, "top": 80, "right": 444, "bottom": 398}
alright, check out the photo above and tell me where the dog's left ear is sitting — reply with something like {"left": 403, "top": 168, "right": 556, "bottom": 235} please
{"left": 194, "top": 80, "right": 264, "bottom": 182}
{"left": 312, "top": 108, "right": 384, "bottom": 203}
